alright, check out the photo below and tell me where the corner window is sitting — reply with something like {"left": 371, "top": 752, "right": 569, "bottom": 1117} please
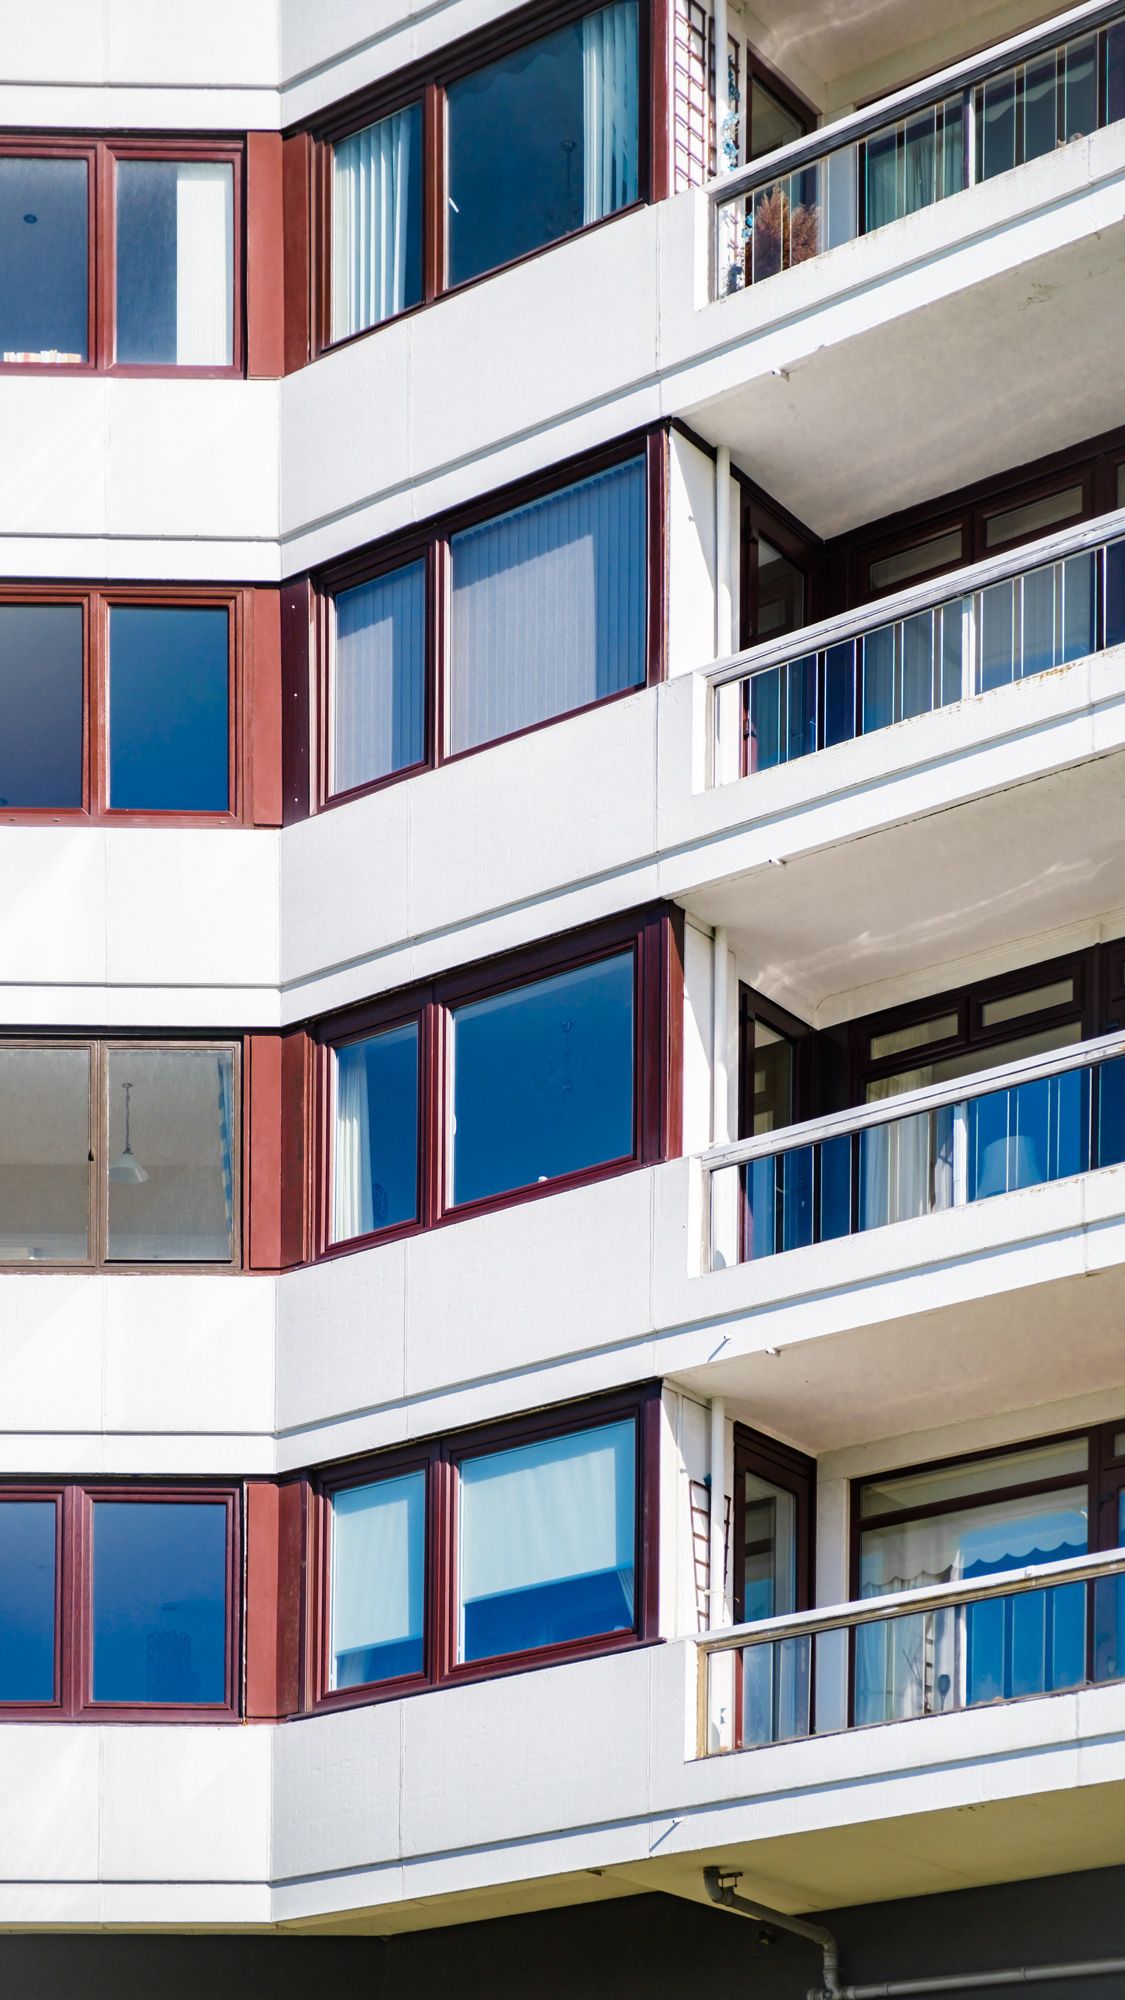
{"left": 0, "top": 141, "right": 241, "bottom": 374}
{"left": 0, "top": 1040, "right": 239, "bottom": 1271}
{"left": 0, "top": 588, "right": 242, "bottom": 822}
{"left": 321, "top": 908, "right": 672, "bottom": 1253}
{"left": 320, "top": 440, "right": 655, "bottom": 801}
{"left": 313, "top": 1390, "right": 656, "bottom": 1710}
{"left": 0, "top": 1484, "right": 239, "bottom": 1720}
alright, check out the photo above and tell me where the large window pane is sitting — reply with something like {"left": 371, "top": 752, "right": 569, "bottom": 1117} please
{"left": 332, "top": 1023, "right": 419, "bottom": 1243}
{"left": 108, "top": 606, "right": 229, "bottom": 811}
{"left": 0, "top": 606, "right": 83, "bottom": 809}
{"left": 0, "top": 157, "right": 88, "bottom": 363}
{"left": 447, "top": 0, "right": 638, "bottom": 286}
{"left": 331, "top": 562, "right": 425, "bottom": 794}
{"left": 332, "top": 105, "right": 422, "bottom": 340}
{"left": 0, "top": 1047, "right": 90, "bottom": 1263}
{"left": 91, "top": 1500, "right": 228, "bottom": 1704}
{"left": 458, "top": 1420, "right": 635, "bottom": 1661}
{"left": 330, "top": 1472, "right": 425, "bottom": 1689}
{"left": 0, "top": 1501, "right": 56, "bottom": 1702}
{"left": 450, "top": 456, "right": 645, "bottom": 752}
{"left": 450, "top": 952, "right": 634, "bottom": 1206}
{"left": 106, "top": 1048, "right": 235, "bottom": 1264}
{"left": 115, "top": 160, "right": 233, "bottom": 366}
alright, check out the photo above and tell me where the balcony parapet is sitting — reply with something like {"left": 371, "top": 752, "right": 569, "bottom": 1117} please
{"left": 707, "top": 504, "right": 1125, "bottom": 786}
{"left": 711, "top": 0, "right": 1125, "bottom": 301}
{"left": 696, "top": 1545, "right": 1125, "bottom": 1754}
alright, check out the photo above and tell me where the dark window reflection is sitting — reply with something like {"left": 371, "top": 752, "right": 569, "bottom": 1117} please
{"left": 92, "top": 1500, "right": 228, "bottom": 1705}
{"left": 0, "top": 157, "right": 88, "bottom": 363}
{"left": 0, "top": 1500, "right": 56, "bottom": 1702}
{"left": 451, "top": 952, "right": 635, "bottom": 1205}
{"left": 332, "top": 1022, "right": 420, "bottom": 1242}
{"left": 447, "top": 0, "right": 638, "bottom": 287}
{"left": 115, "top": 160, "right": 233, "bottom": 367}
{"left": 108, "top": 606, "right": 229, "bottom": 811}
{"left": 0, "top": 605, "right": 83, "bottom": 808}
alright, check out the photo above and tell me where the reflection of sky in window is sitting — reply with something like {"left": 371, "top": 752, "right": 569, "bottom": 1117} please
{"left": 0, "top": 605, "right": 83, "bottom": 807}
{"left": 0, "top": 1501, "right": 56, "bottom": 1701}
{"left": 451, "top": 953, "right": 634, "bottom": 1205}
{"left": 108, "top": 607, "right": 229, "bottom": 811}
{"left": 0, "top": 157, "right": 88, "bottom": 359}
{"left": 92, "top": 1501, "right": 228, "bottom": 1704}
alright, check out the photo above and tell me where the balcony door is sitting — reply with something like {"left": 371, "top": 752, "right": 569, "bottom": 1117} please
{"left": 733, "top": 1429, "right": 814, "bottom": 1625}
{"left": 738, "top": 985, "right": 810, "bottom": 1142}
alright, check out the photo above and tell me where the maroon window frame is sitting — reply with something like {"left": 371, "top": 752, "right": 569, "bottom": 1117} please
{"left": 301, "top": 0, "right": 662, "bottom": 361}
{"left": 0, "top": 1481, "right": 241, "bottom": 1723}
{"left": 0, "top": 584, "right": 253, "bottom": 828}
{"left": 306, "top": 429, "right": 667, "bottom": 811}
{"left": 0, "top": 135, "right": 245, "bottom": 379}
{"left": 313, "top": 904, "right": 679, "bottom": 1261}
{"left": 305, "top": 1384, "right": 662, "bottom": 1716}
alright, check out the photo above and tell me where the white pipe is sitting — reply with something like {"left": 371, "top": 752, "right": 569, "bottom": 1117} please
{"left": 711, "top": 924, "right": 730, "bottom": 1147}
{"left": 712, "top": 0, "right": 729, "bottom": 175}
{"left": 708, "top": 1396, "right": 726, "bottom": 1628}
{"left": 714, "top": 443, "right": 732, "bottom": 659}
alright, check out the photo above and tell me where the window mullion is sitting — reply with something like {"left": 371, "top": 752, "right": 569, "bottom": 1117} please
{"left": 423, "top": 82, "right": 445, "bottom": 303}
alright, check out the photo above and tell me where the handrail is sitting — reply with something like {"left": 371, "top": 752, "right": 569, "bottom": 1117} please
{"left": 703, "top": 1028, "right": 1125, "bottom": 1173}
{"left": 706, "top": 503, "right": 1125, "bottom": 693}
{"left": 708, "top": 0, "right": 1125, "bottom": 207}
{"left": 697, "top": 1545, "right": 1125, "bottom": 1655}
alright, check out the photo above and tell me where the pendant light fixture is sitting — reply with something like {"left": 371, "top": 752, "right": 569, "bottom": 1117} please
{"left": 108, "top": 1080, "right": 149, "bottom": 1184}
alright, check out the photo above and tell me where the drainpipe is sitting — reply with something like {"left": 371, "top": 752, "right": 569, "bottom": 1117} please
{"left": 704, "top": 1868, "right": 840, "bottom": 1997}
{"left": 707, "top": 1398, "right": 726, "bottom": 1630}
{"left": 715, "top": 444, "right": 733, "bottom": 660}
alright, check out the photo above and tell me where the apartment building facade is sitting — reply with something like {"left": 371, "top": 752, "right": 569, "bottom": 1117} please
{"left": 1, "top": 0, "right": 1124, "bottom": 1993}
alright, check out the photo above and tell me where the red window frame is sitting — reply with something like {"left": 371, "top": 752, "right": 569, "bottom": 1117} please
{"left": 305, "top": 1385, "right": 662, "bottom": 1716}
{"left": 312, "top": 905, "right": 681, "bottom": 1261}
{"left": 301, "top": 430, "right": 667, "bottom": 813}
{"left": 300, "top": 0, "right": 663, "bottom": 361}
{"left": 0, "top": 135, "right": 245, "bottom": 378}
{"left": 0, "top": 1482, "right": 241, "bottom": 1723}
{"left": 0, "top": 584, "right": 252, "bottom": 827}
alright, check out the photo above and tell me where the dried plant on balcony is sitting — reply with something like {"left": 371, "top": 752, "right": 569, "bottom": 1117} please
{"left": 746, "top": 181, "right": 821, "bottom": 282}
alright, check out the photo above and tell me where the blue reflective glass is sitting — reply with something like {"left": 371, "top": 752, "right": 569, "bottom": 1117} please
{"left": 115, "top": 161, "right": 233, "bottom": 367}
{"left": 332, "top": 1022, "right": 419, "bottom": 1242}
{"left": 819, "top": 1132, "right": 852, "bottom": 1241}
{"left": 744, "top": 1154, "right": 778, "bottom": 1259}
{"left": 786, "top": 655, "right": 817, "bottom": 760}
{"left": 108, "top": 607, "right": 229, "bottom": 811}
{"left": 861, "top": 625, "right": 895, "bottom": 731}
{"left": 0, "top": 157, "right": 88, "bottom": 363}
{"left": 451, "top": 952, "right": 634, "bottom": 1205}
{"left": 1106, "top": 539, "right": 1125, "bottom": 650}
{"left": 969, "top": 1070, "right": 1088, "bottom": 1200}
{"left": 330, "top": 1472, "right": 425, "bottom": 1690}
{"left": 0, "top": 1501, "right": 56, "bottom": 1702}
{"left": 0, "top": 605, "right": 83, "bottom": 808}
{"left": 92, "top": 1501, "right": 227, "bottom": 1705}
{"left": 1097, "top": 1056, "right": 1125, "bottom": 1168}
{"left": 822, "top": 641, "right": 856, "bottom": 746}
{"left": 749, "top": 666, "right": 783, "bottom": 769}
{"left": 779, "top": 1145, "right": 814, "bottom": 1252}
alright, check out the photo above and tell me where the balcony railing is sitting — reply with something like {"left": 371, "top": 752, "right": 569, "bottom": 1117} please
{"left": 709, "top": 505, "right": 1125, "bottom": 787}
{"left": 714, "top": 0, "right": 1125, "bottom": 298}
{"left": 696, "top": 1547, "right": 1125, "bottom": 1755}
{"left": 706, "top": 1030, "right": 1125, "bottom": 1271}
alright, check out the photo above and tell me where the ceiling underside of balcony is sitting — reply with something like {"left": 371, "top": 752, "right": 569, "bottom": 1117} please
{"left": 679, "top": 217, "right": 1125, "bottom": 543}
{"left": 753, "top": 0, "right": 1061, "bottom": 99}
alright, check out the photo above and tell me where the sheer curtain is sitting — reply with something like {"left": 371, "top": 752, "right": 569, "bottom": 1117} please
{"left": 582, "top": 0, "right": 640, "bottom": 224}
{"left": 330, "top": 1473, "right": 425, "bottom": 1686}
{"left": 215, "top": 1054, "right": 234, "bottom": 1247}
{"left": 861, "top": 1086, "right": 951, "bottom": 1230}
{"left": 450, "top": 455, "right": 645, "bottom": 752}
{"left": 333, "top": 107, "right": 416, "bottom": 340}
{"left": 333, "top": 1042, "right": 373, "bottom": 1243}
{"left": 175, "top": 162, "right": 233, "bottom": 365}
{"left": 459, "top": 1422, "right": 635, "bottom": 1639}
{"left": 332, "top": 561, "right": 425, "bottom": 794}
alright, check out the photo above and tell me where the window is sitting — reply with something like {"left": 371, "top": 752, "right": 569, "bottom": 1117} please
{"left": 745, "top": 57, "right": 814, "bottom": 163}
{"left": 0, "top": 140, "right": 241, "bottom": 374}
{"left": 0, "top": 1040, "right": 239, "bottom": 1270}
{"left": 737, "top": 986, "right": 810, "bottom": 1139}
{"left": 853, "top": 1429, "right": 1125, "bottom": 1724}
{"left": 739, "top": 489, "right": 820, "bottom": 652}
{"left": 0, "top": 1483, "right": 239, "bottom": 1719}
{"left": 311, "top": 1389, "right": 657, "bottom": 1709}
{"left": 0, "top": 589, "right": 243, "bottom": 822}
{"left": 317, "top": 437, "right": 658, "bottom": 801}
{"left": 317, "top": 0, "right": 644, "bottom": 346}
{"left": 320, "top": 907, "right": 675, "bottom": 1254}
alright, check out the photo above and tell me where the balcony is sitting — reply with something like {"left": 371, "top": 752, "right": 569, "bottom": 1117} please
{"left": 696, "top": 1547, "right": 1125, "bottom": 1754}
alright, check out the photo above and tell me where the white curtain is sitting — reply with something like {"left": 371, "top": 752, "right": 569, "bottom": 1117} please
{"left": 449, "top": 454, "right": 645, "bottom": 753}
{"left": 332, "top": 1041, "right": 373, "bottom": 1243}
{"left": 861, "top": 1085, "right": 950, "bottom": 1230}
{"left": 582, "top": 0, "right": 640, "bottom": 224}
{"left": 331, "top": 1472, "right": 425, "bottom": 1679}
{"left": 175, "top": 162, "right": 233, "bottom": 366}
{"left": 333, "top": 107, "right": 415, "bottom": 340}
{"left": 459, "top": 1421, "right": 635, "bottom": 1617}
{"left": 332, "top": 560, "right": 425, "bottom": 793}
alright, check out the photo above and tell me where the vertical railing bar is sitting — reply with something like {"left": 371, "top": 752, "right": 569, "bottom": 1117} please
{"left": 952, "top": 1097, "right": 969, "bottom": 1205}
